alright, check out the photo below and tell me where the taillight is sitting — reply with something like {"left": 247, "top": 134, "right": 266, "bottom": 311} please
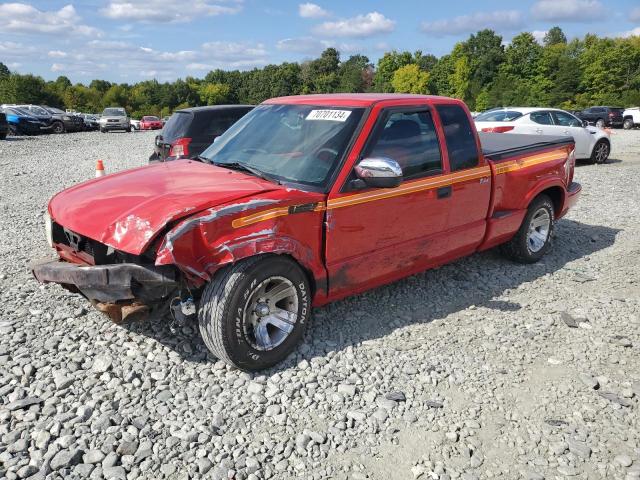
{"left": 169, "top": 137, "right": 191, "bottom": 157}
{"left": 566, "top": 148, "right": 575, "bottom": 185}
{"left": 481, "top": 126, "right": 515, "bottom": 133}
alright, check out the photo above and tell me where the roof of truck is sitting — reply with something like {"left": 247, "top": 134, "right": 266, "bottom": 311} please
{"left": 263, "top": 93, "right": 454, "bottom": 107}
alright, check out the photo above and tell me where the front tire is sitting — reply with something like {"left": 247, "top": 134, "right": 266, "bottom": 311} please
{"left": 199, "top": 255, "right": 311, "bottom": 371}
{"left": 590, "top": 139, "right": 609, "bottom": 164}
{"left": 501, "top": 195, "right": 555, "bottom": 264}
{"left": 52, "top": 121, "right": 64, "bottom": 134}
{"left": 623, "top": 118, "right": 634, "bottom": 130}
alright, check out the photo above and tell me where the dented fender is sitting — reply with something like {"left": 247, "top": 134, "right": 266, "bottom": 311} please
{"left": 154, "top": 194, "right": 328, "bottom": 301}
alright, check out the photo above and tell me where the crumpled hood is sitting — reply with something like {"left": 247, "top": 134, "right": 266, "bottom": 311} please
{"left": 49, "top": 160, "right": 280, "bottom": 254}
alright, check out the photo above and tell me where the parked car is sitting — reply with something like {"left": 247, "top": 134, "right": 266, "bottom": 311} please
{"left": 130, "top": 119, "right": 141, "bottom": 130}
{"left": 33, "top": 94, "right": 580, "bottom": 371}
{"left": 622, "top": 107, "right": 640, "bottom": 130}
{"left": 12, "top": 104, "right": 56, "bottom": 132}
{"left": 474, "top": 107, "right": 611, "bottom": 164}
{"left": 40, "top": 106, "right": 85, "bottom": 133}
{"left": 0, "top": 106, "right": 45, "bottom": 135}
{"left": 0, "top": 112, "right": 7, "bottom": 140}
{"left": 149, "top": 105, "right": 253, "bottom": 162}
{"left": 99, "top": 107, "right": 131, "bottom": 133}
{"left": 575, "top": 106, "right": 624, "bottom": 128}
{"left": 79, "top": 114, "right": 99, "bottom": 131}
{"left": 140, "top": 115, "right": 163, "bottom": 130}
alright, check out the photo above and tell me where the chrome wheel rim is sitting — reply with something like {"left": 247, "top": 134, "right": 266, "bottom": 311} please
{"left": 243, "top": 276, "right": 298, "bottom": 351}
{"left": 527, "top": 208, "right": 551, "bottom": 253}
{"left": 594, "top": 142, "right": 608, "bottom": 163}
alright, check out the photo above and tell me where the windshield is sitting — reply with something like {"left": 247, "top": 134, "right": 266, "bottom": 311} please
{"left": 201, "top": 104, "right": 365, "bottom": 188}
{"left": 45, "top": 107, "right": 65, "bottom": 114}
{"left": 475, "top": 110, "right": 523, "bottom": 122}
{"left": 103, "top": 108, "right": 126, "bottom": 116}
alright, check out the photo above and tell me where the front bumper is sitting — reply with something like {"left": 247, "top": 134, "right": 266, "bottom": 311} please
{"left": 32, "top": 260, "right": 178, "bottom": 320}
{"left": 101, "top": 122, "right": 130, "bottom": 130}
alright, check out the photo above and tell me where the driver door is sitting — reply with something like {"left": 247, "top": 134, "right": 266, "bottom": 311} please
{"left": 550, "top": 110, "right": 592, "bottom": 158}
{"left": 324, "top": 106, "right": 451, "bottom": 297}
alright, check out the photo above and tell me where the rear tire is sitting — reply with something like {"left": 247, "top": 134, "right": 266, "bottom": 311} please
{"left": 623, "top": 118, "right": 634, "bottom": 130}
{"left": 595, "top": 118, "right": 605, "bottom": 128}
{"left": 0, "top": 132, "right": 6, "bottom": 140}
{"left": 501, "top": 195, "right": 555, "bottom": 264}
{"left": 198, "top": 255, "right": 311, "bottom": 371}
{"left": 590, "top": 139, "right": 609, "bottom": 164}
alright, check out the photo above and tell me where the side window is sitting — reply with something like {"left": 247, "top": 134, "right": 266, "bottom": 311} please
{"left": 435, "top": 104, "right": 479, "bottom": 171}
{"left": 364, "top": 110, "right": 442, "bottom": 179}
{"left": 530, "top": 111, "right": 553, "bottom": 125}
{"left": 552, "top": 111, "right": 581, "bottom": 127}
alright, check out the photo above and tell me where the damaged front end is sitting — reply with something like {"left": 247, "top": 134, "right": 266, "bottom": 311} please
{"left": 33, "top": 220, "right": 179, "bottom": 323}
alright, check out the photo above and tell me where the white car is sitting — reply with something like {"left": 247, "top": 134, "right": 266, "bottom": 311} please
{"left": 623, "top": 107, "right": 640, "bottom": 130}
{"left": 130, "top": 119, "right": 141, "bottom": 130}
{"left": 475, "top": 107, "right": 611, "bottom": 164}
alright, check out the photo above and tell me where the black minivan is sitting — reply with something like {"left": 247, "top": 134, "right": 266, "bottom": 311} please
{"left": 149, "top": 105, "right": 253, "bottom": 162}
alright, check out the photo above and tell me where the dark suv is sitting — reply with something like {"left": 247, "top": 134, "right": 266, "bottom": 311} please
{"left": 0, "top": 112, "right": 8, "bottom": 140}
{"left": 576, "top": 106, "right": 624, "bottom": 128}
{"left": 149, "top": 105, "right": 253, "bottom": 162}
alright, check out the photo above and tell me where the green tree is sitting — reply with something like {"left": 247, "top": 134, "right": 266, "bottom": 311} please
{"left": 373, "top": 50, "right": 414, "bottom": 92}
{"left": 198, "top": 83, "right": 231, "bottom": 105}
{"left": 301, "top": 48, "right": 340, "bottom": 93}
{"left": 391, "top": 64, "right": 429, "bottom": 94}
{"left": 338, "top": 55, "right": 372, "bottom": 93}
{"left": 544, "top": 26, "right": 567, "bottom": 46}
{"left": 0, "top": 62, "right": 10, "bottom": 80}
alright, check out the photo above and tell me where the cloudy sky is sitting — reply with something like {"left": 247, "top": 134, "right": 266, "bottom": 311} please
{"left": 1, "top": 0, "right": 639, "bottom": 83}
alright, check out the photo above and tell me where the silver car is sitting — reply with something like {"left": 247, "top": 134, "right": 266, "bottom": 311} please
{"left": 99, "top": 107, "right": 131, "bottom": 133}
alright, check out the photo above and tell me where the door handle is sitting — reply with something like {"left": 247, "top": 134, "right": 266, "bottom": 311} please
{"left": 535, "top": 128, "right": 543, "bottom": 134}
{"left": 563, "top": 130, "right": 570, "bottom": 135}
{"left": 437, "top": 186, "right": 452, "bottom": 199}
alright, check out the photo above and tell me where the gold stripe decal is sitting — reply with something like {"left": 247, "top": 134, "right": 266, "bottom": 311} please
{"left": 231, "top": 148, "right": 566, "bottom": 228}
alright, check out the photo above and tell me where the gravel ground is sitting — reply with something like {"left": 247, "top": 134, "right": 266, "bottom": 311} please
{"left": 0, "top": 130, "right": 639, "bottom": 480}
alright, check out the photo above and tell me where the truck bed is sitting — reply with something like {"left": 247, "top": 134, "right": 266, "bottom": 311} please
{"left": 479, "top": 133, "right": 574, "bottom": 161}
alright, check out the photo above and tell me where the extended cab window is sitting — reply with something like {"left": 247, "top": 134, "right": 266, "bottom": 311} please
{"left": 436, "top": 104, "right": 479, "bottom": 171}
{"left": 364, "top": 110, "right": 442, "bottom": 179}
{"left": 530, "top": 111, "right": 553, "bottom": 125}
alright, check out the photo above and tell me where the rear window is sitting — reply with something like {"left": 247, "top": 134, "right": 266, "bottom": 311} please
{"left": 436, "top": 104, "right": 479, "bottom": 171}
{"left": 475, "top": 110, "right": 523, "bottom": 122}
{"left": 161, "top": 111, "right": 193, "bottom": 142}
{"left": 193, "top": 109, "right": 251, "bottom": 138}
{"left": 610, "top": 108, "right": 624, "bottom": 114}
{"left": 143, "top": 116, "right": 160, "bottom": 121}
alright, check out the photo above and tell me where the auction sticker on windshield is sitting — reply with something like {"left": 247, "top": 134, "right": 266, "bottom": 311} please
{"left": 306, "top": 110, "right": 352, "bottom": 122}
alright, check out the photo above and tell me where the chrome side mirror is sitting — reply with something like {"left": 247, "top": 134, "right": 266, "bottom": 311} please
{"left": 354, "top": 157, "right": 403, "bottom": 188}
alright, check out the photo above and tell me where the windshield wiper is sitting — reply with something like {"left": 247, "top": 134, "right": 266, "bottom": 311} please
{"left": 212, "top": 161, "right": 282, "bottom": 185}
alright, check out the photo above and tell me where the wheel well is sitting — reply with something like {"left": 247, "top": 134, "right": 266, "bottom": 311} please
{"left": 535, "top": 187, "right": 564, "bottom": 216}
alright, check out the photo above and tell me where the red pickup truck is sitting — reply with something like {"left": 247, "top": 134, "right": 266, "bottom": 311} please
{"left": 33, "top": 94, "right": 581, "bottom": 371}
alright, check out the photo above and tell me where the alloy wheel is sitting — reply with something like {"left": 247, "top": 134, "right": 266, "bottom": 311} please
{"left": 242, "top": 276, "right": 299, "bottom": 351}
{"left": 527, "top": 208, "right": 551, "bottom": 253}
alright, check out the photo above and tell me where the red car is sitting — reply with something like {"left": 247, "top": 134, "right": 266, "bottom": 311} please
{"left": 33, "top": 94, "right": 580, "bottom": 371}
{"left": 140, "top": 115, "right": 163, "bottom": 130}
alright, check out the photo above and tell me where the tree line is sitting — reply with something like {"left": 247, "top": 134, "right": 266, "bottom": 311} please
{"left": 1, "top": 26, "right": 639, "bottom": 117}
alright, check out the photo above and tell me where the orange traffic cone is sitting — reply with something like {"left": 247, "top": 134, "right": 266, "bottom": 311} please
{"left": 95, "top": 159, "right": 105, "bottom": 178}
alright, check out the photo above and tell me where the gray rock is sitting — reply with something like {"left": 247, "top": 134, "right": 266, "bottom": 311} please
{"left": 115, "top": 441, "right": 138, "bottom": 456}
{"left": 598, "top": 391, "right": 632, "bottom": 407}
{"left": 102, "top": 465, "right": 126, "bottom": 479}
{"left": 92, "top": 356, "right": 112, "bottom": 373}
{"left": 614, "top": 454, "right": 633, "bottom": 467}
{"left": 5, "top": 397, "right": 43, "bottom": 411}
{"left": 50, "top": 448, "right": 83, "bottom": 471}
{"left": 83, "top": 450, "right": 105, "bottom": 464}
{"left": 197, "top": 457, "right": 213, "bottom": 474}
{"left": 296, "top": 433, "right": 311, "bottom": 449}
{"left": 579, "top": 373, "right": 599, "bottom": 390}
{"left": 385, "top": 391, "right": 406, "bottom": 402}
{"left": 567, "top": 438, "right": 591, "bottom": 459}
{"left": 337, "top": 384, "right": 356, "bottom": 397}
